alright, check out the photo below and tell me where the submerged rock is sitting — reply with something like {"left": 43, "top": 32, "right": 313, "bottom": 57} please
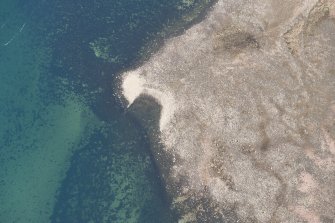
{"left": 122, "top": 0, "right": 335, "bottom": 222}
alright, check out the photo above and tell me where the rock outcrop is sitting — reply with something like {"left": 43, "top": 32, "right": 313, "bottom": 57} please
{"left": 122, "top": 0, "right": 335, "bottom": 222}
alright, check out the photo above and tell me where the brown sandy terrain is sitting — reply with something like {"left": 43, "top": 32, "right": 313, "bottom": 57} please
{"left": 122, "top": 0, "right": 335, "bottom": 222}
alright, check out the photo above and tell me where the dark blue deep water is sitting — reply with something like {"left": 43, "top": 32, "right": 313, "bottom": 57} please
{"left": 0, "top": 0, "right": 213, "bottom": 222}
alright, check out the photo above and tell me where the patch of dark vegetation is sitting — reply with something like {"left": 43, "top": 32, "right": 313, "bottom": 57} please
{"left": 221, "top": 31, "right": 259, "bottom": 50}
{"left": 193, "top": 190, "right": 240, "bottom": 223}
{"left": 214, "top": 27, "right": 260, "bottom": 54}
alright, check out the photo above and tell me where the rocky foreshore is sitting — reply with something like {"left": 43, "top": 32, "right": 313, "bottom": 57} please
{"left": 122, "top": 0, "right": 335, "bottom": 222}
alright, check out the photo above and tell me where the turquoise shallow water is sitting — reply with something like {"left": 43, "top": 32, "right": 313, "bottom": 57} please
{"left": 0, "top": 0, "right": 213, "bottom": 222}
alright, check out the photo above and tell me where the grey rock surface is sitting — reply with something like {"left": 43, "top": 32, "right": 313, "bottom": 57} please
{"left": 122, "top": 0, "right": 335, "bottom": 222}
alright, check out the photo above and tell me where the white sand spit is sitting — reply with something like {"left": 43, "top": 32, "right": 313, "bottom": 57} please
{"left": 122, "top": 70, "right": 145, "bottom": 106}
{"left": 122, "top": 70, "right": 176, "bottom": 131}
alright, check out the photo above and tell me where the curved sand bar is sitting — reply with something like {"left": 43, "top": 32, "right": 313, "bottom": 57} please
{"left": 122, "top": 0, "right": 335, "bottom": 222}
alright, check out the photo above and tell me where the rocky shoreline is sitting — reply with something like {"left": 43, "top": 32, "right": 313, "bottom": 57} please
{"left": 122, "top": 0, "right": 335, "bottom": 222}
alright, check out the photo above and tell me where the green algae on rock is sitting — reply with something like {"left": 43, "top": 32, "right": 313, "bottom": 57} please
{"left": 89, "top": 38, "right": 120, "bottom": 63}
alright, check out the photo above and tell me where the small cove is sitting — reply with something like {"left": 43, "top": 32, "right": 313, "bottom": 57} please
{"left": 0, "top": 0, "right": 215, "bottom": 222}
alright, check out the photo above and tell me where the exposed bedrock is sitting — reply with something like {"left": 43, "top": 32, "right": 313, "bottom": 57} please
{"left": 121, "top": 0, "right": 335, "bottom": 222}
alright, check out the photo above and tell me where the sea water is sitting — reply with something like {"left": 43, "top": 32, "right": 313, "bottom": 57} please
{"left": 0, "top": 0, "right": 213, "bottom": 222}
